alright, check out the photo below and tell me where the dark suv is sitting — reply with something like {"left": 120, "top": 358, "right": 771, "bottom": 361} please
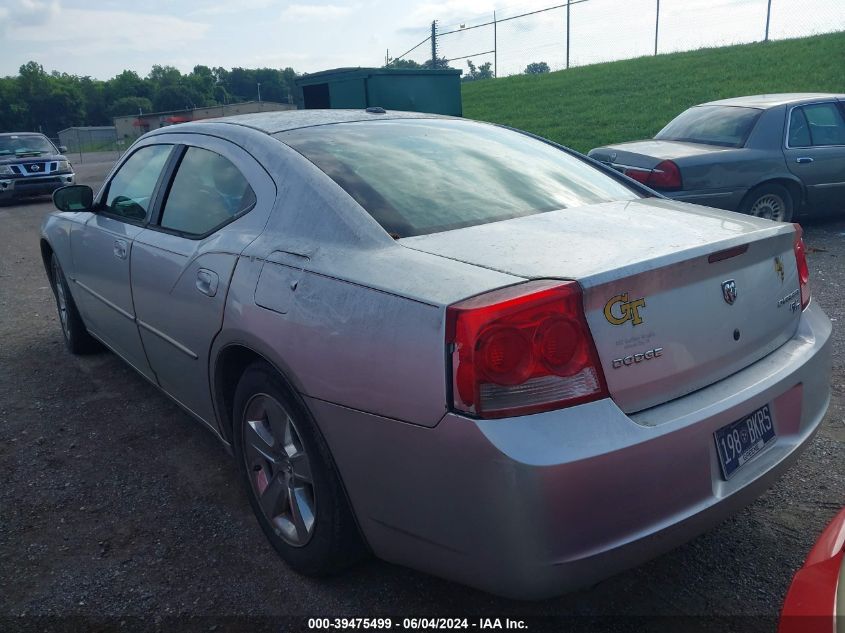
{"left": 0, "top": 132, "right": 75, "bottom": 203}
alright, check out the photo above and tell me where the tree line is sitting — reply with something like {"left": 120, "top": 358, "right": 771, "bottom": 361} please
{"left": 0, "top": 58, "right": 553, "bottom": 136}
{"left": 0, "top": 61, "right": 299, "bottom": 136}
{"left": 387, "top": 57, "right": 550, "bottom": 80}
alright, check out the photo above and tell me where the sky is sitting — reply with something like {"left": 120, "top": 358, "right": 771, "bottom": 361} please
{"left": 0, "top": 0, "right": 842, "bottom": 80}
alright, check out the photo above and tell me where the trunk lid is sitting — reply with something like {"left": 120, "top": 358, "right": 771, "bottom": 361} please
{"left": 401, "top": 199, "right": 802, "bottom": 413}
{"left": 589, "top": 140, "right": 734, "bottom": 169}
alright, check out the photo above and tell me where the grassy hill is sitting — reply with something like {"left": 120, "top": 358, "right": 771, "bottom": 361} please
{"left": 461, "top": 32, "right": 845, "bottom": 154}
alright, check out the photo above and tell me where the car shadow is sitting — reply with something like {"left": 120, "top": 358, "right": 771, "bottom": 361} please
{"left": 0, "top": 194, "right": 54, "bottom": 208}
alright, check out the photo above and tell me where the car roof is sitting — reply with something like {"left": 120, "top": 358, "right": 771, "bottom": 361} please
{"left": 699, "top": 93, "right": 845, "bottom": 109}
{"left": 0, "top": 132, "right": 49, "bottom": 137}
{"left": 157, "top": 109, "right": 454, "bottom": 136}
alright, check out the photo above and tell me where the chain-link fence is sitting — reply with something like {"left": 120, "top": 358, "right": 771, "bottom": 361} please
{"left": 389, "top": 0, "right": 845, "bottom": 78}
{"left": 55, "top": 126, "right": 124, "bottom": 164}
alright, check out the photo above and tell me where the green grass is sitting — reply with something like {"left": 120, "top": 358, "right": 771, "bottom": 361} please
{"left": 462, "top": 32, "right": 845, "bottom": 154}
{"left": 77, "top": 140, "right": 119, "bottom": 153}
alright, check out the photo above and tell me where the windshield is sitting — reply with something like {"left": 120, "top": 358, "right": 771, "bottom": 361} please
{"left": 0, "top": 134, "right": 57, "bottom": 156}
{"left": 280, "top": 119, "right": 640, "bottom": 237}
{"left": 655, "top": 105, "right": 761, "bottom": 148}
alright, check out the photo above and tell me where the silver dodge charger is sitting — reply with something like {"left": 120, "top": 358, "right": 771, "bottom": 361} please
{"left": 40, "top": 109, "right": 831, "bottom": 599}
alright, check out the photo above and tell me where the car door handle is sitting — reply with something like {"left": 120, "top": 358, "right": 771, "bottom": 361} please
{"left": 795, "top": 157, "right": 814, "bottom": 164}
{"left": 195, "top": 268, "right": 219, "bottom": 297}
{"left": 113, "top": 239, "right": 127, "bottom": 260}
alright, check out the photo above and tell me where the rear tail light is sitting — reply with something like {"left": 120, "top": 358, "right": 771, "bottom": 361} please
{"left": 446, "top": 280, "right": 609, "bottom": 419}
{"left": 647, "top": 160, "right": 682, "bottom": 190}
{"left": 623, "top": 167, "right": 651, "bottom": 184}
{"left": 622, "top": 160, "right": 682, "bottom": 190}
{"left": 793, "top": 223, "right": 811, "bottom": 309}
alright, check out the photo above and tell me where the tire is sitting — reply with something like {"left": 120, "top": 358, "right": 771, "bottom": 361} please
{"left": 49, "top": 254, "right": 101, "bottom": 354}
{"left": 741, "top": 183, "right": 794, "bottom": 222}
{"left": 232, "top": 361, "right": 367, "bottom": 576}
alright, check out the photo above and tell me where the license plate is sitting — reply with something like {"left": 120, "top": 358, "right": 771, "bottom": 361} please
{"left": 714, "top": 404, "right": 776, "bottom": 480}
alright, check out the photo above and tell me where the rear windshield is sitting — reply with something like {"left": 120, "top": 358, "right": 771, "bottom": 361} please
{"left": 655, "top": 105, "right": 761, "bottom": 148}
{"left": 280, "top": 119, "right": 640, "bottom": 237}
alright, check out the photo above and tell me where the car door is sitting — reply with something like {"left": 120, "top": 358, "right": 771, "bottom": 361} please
{"left": 784, "top": 101, "right": 845, "bottom": 215}
{"left": 70, "top": 143, "right": 174, "bottom": 380}
{"left": 130, "top": 138, "right": 275, "bottom": 426}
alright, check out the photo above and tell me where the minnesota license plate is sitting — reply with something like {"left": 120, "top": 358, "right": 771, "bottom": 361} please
{"left": 714, "top": 404, "right": 776, "bottom": 480}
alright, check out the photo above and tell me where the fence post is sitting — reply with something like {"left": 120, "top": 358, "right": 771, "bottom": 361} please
{"left": 493, "top": 11, "right": 497, "bottom": 77}
{"left": 431, "top": 20, "right": 437, "bottom": 66}
{"left": 765, "top": 0, "right": 772, "bottom": 41}
{"left": 566, "top": 0, "right": 571, "bottom": 69}
{"left": 654, "top": 0, "right": 660, "bottom": 55}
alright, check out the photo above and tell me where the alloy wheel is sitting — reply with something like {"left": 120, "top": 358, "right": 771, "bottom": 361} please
{"left": 242, "top": 393, "right": 316, "bottom": 547}
{"left": 749, "top": 193, "right": 787, "bottom": 221}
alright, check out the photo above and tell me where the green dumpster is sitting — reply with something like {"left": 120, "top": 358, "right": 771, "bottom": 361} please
{"left": 295, "top": 67, "right": 462, "bottom": 116}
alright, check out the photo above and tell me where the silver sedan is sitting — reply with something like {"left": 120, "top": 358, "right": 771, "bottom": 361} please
{"left": 40, "top": 110, "right": 831, "bottom": 599}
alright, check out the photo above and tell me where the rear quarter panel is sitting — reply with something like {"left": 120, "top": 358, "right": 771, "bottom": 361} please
{"left": 218, "top": 255, "right": 449, "bottom": 426}
{"left": 677, "top": 148, "right": 789, "bottom": 191}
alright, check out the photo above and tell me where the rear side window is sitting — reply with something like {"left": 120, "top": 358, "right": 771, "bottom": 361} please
{"left": 279, "top": 119, "right": 639, "bottom": 238}
{"left": 103, "top": 144, "right": 172, "bottom": 222}
{"left": 788, "top": 108, "right": 811, "bottom": 147}
{"left": 159, "top": 147, "right": 256, "bottom": 236}
{"left": 801, "top": 103, "right": 845, "bottom": 146}
{"left": 655, "top": 105, "right": 761, "bottom": 148}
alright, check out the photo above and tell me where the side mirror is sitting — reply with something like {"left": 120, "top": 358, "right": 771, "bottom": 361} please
{"left": 53, "top": 185, "right": 94, "bottom": 212}
{"left": 58, "top": 145, "right": 68, "bottom": 153}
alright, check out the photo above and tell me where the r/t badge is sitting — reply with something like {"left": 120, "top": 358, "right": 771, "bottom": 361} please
{"left": 604, "top": 293, "right": 646, "bottom": 326}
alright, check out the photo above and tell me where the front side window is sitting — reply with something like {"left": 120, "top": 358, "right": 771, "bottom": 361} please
{"left": 280, "top": 119, "right": 640, "bottom": 238}
{"left": 103, "top": 144, "right": 173, "bottom": 222}
{"left": 655, "top": 105, "right": 761, "bottom": 148}
{"left": 159, "top": 147, "right": 255, "bottom": 236}
{"left": 801, "top": 103, "right": 845, "bottom": 146}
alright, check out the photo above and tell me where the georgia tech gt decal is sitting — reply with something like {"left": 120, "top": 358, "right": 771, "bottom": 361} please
{"left": 604, "top": 293, "right": 646, "bottom": 326}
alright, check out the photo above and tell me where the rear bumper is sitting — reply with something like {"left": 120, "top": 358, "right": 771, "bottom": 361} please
{"left": 664, "top": 187, "right": 748, "bottom": 211}
{"left": 311, "top": 302, "right": 832, "bottom": 599}
{"left": 0, "top": 173, "right": 75, "bottom": 200}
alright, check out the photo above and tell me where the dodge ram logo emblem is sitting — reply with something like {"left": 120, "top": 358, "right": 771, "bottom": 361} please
{"left": 722, "top": 280, "right": 737, "bottom": 305}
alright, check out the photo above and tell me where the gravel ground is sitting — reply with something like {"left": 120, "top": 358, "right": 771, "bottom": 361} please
{"left": 0, "top": 161, "right": 842, "bottom": 632}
